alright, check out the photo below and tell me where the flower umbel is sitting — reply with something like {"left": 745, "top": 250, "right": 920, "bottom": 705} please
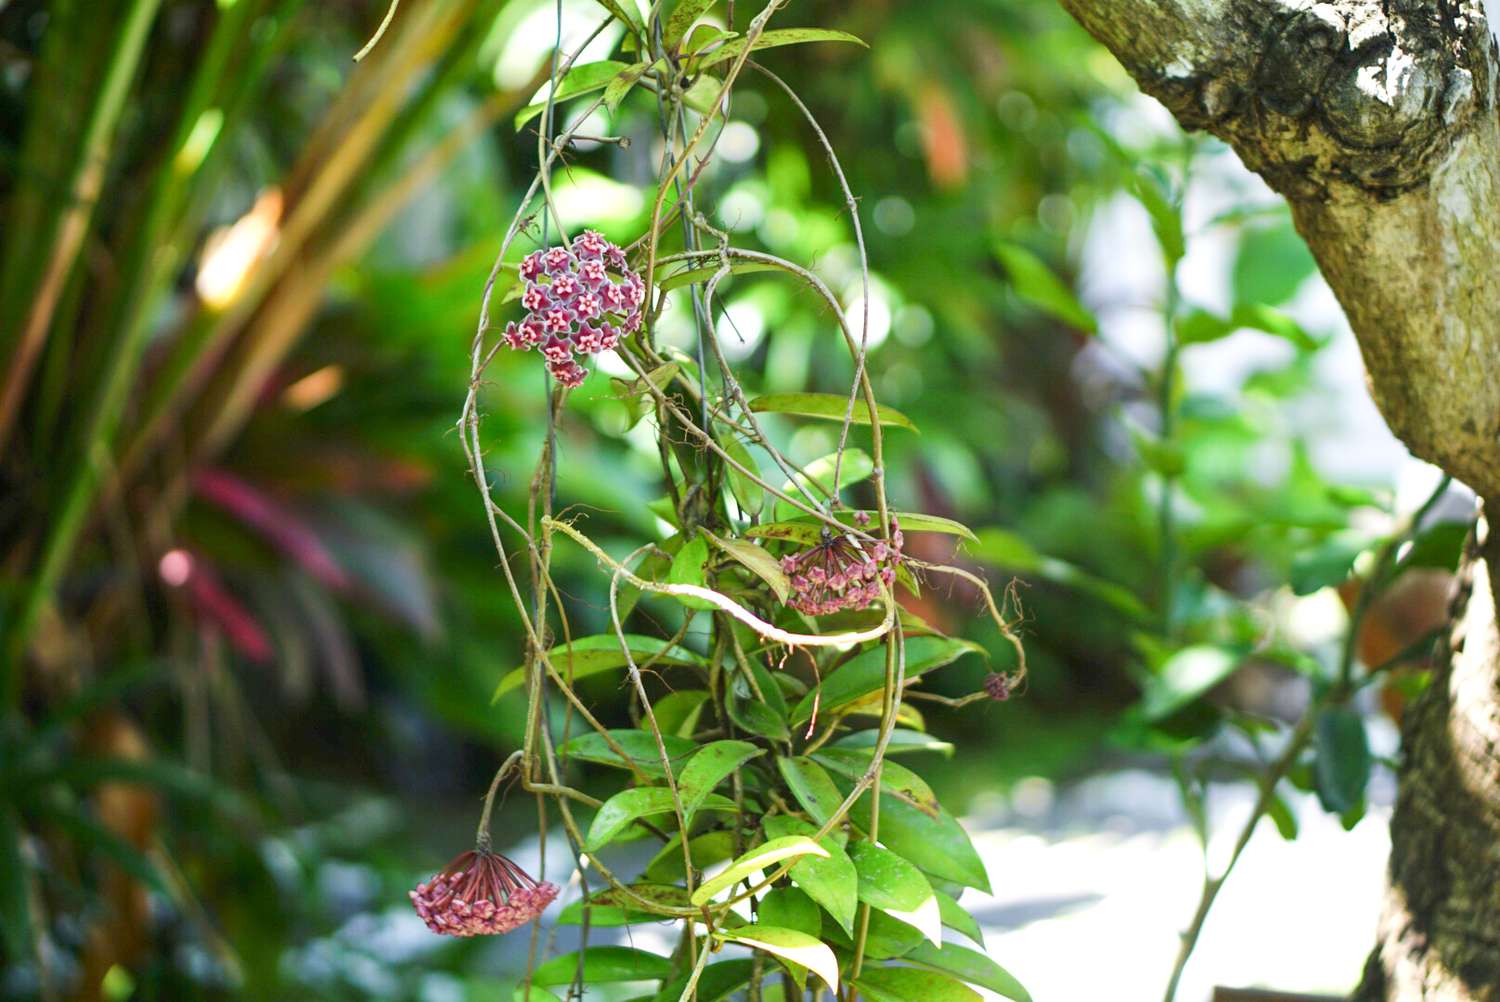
{"left": 409, "top": 849, "right": 559, "bottom": 937}
{"left": 504, "top": 231, "right": 641, "bottom": 387}
{"left": 780, "top": 519, "right": 904, "bottom": 617}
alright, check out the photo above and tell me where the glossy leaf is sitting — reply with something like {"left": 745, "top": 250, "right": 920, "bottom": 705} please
{"left": 846, "top": 788, "right": 991, "bottom": 892}
{"left": 855, "top": 966, "right": 982, "bottom": 1002}
{"left": 748, "top": 392, "right": 917, "bottom": 431}
{"left": 777, "top": 756, "right": 845, "bottom": 825}
{"left": 691, "top": 836, "right": 829, "bottom": 905}
{"left": 603, "top": 60, "right": 647, "bottom": 113}
{"left": 669, "top": 534, "right": 716, "bottom": 610}
{"left": 747, "top": 510, "right": 975, "bottom": 545}
{"left": 492, "top": 634, "right": 703, "bottom": 701}
{"left": 652, "top": 689, "right": 711, "bottom": 738}
{"left": 707, "top": 532, "right": 789, "bottom": 604}
{"left": 790, "top": 637, "right": 984, "bottom": 726}
{"left": 558, "top": 729, "right": 696, "bottom": 776}
{"left": 900, "top": 942, "right": 1031, "bottom": 1001}
{"left": 644, "top": 830, "right": 736, "bottom": 883}
{"left": 695, "top": 28, "right": 867, "bottom": 69}
{"left": 850, "top": 841, "right": 942, "bottom": 946}
{"left": 764, "top": 816, "right": 858, "bottom": 935}
{"left": 813, "top": 748, "right": 939, "bottom": 816}
{"left": 758, "top": 885, "right": 821, "bottom": 937}
{"left": 678, "top": 740, "right": 764, "bottom": 822}
{"left": 935, "top": 889, "right": 985, "bottom": 946}
{"left": 584, "top": 788, "right": 736, "bottom": 851}
{"left": 531, "top": 946, "right": 672, "bottom": 986}
{"left": 994, "top": 241, "right": 1096, "bottom": 333}
{"left": 716, "top": 925, "right": 839, "bottom": 994}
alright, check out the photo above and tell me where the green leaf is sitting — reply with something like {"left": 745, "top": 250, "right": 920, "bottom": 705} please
{"left": 678, "top": 740, "right": 764, "bottom": 822}
{"left": 775, "top": 448, "right": 874, "bottom": 518}
{"left": 758, "top": 886, "right": 821, "bottom": 937}
{"left": 715, "top": 925, "right": 839, "bottom": 994}
{"left": 589, "top": 0, "right": 644, "bottom": 37}
{"left": 614, "top": 360, "right": 680, "bottom": 425}
{"left": 652, "top": 960, "right": 753, "bottom": 1002}
{"left": 1138, "top": 646, "right": 1242, "bottom": 721}
{"left": 1131, "top": 169, "right": 1185, "bottom": 265}
{"left": 1397, "top": 520, "right": 1468, "bottom": 574}
{"left": 684, "top": 24, "right": 735, "bottom": 55}
{"left": 1314, "top": 706, "right": 1370, "bottom": 815}
{"left": 970, "top": 528, "right": 1149, "bottom": 620}
{"left": 663, "top": 0, "right": 715, "bottom": 49}
{"left": 850, "top": 841, "right": 941, "bottom": 946}
{"left": 603, "top": 60, "right": 648, "bottom": 113}
{"left": 1266, "top": 790, "right": 1300, "bottom": 841}
{"left": 935, "top": 889, "right": 985, "bottom": 946}
{"left": 748, "top": 393, "right": 917, "bottom": 432}
{"left": 994, "top": 242, "right": 1096, "bottom": 333}
{"left": 657, "top": 260, "right": 779, "bottom": 291}
{"left": 813, "top": 749, "right": 939, "bottom": 816}
{"left": 695, "top": 28, "right": 867, "bottom": 69}
{"left": 644, "top": 830, "right": 736, "bottom": 883}
{"left": 41, "top": 805, "right": 171, "bottom": 896}
{"left": 790, "top": 637, "right": 984, "bottom": 726}
{"left": 515, "top": 61, "right": 632, "bottom": 129}
{"left": 514, "top": 988, "right": 564, "bottom": 1002}
{"left": 855, "top": 966, "right": 982, "bottom": 1002}
{"left": 558, "top": 729, "right": 697, "bottom": 776}
{"left": 899, "top": 942, "right": 1031, "bottom": 1002}
{"left": 777, "top": 756, "right": 845, "bottom": 826}
{"left": 555, "top": 883, "right": 690, "bottom": 926}
{"left": 653, "top": 689, "right": 711, "bottom": 738}
{"left": 531, "top": 946, "right": 672, "bottom": 986}
{"left": 845, "top": 788, "right": 990, "bottom": 893}
{"left": 764, "top": 816, "right": 858, "bottom": 936}
{"left": 690, "top": 836, "right": 830, "bottom": 905}
{"left": 492, "top": 634, "right": 703, "bottom": 700}
{"left": 730, "top": 686, "right": 791, "bottom": 741}
{"left": 1290, "top": 535, "right": 1367, "bottom": 595}
{"left": 0, "top": 809, "right": 34, "bottom": 964}
{"left": 722, "top": 434, "right": 765, "bottom": 513}
{"left": 707, "top": 532, "right": 789, "bottom": 604}
{"left": 584, "top": 788, "right": 735, "bottom": 851}
{"left": 669, "top": 534, "right": 716, "bottom": 610}
{"left": 747, "top": 511, "right": 974, "bottom": 545}
{"left": 1234, "top": 221, "right": 1316, "bottom": 307}
{"left": 832, "top": 729, "right": 955, "bottom": 758}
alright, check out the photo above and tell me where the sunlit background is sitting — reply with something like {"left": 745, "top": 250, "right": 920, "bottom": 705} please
{"left": 0, "top": 0, "right": 1468, "bottom": 999}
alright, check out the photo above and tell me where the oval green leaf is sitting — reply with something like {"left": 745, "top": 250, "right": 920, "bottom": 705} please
{"left": 690, "top": 836, "right": 829, "bottom": 906}
{"left": 715, "top": 925, "right": 839, "bottom": 995}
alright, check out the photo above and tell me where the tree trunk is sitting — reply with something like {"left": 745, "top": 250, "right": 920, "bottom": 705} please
{"left": 1053, "top": 1, "right": 1500, "bottom": 998}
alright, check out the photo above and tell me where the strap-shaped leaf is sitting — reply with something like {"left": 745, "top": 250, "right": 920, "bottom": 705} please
{"left": 850, "top": 841, "right": 942, "bottom": 946}
{"left": 995, "top": 240, "right": 1096, "bottom": 332}
{"left": 715, "top": 925, "right": 839, "bottom": 994}
{"left": 492, "top": 634, "right": 704, "bottom": 701}
{"left": 776, "top": 448, "right": 874, "bottom": 518}
{"left": 515, "top": 61, "right": 631, "bottom": 129}
{"left": 748, "top": 392, "right": 916, "bottom": 431}
{"left": 789, "top": 636, "right": 984, "bottom": 726}
{"left": 585, "top": 788, "right": 735, "bottom": 851}
{"left": 558, "top": 729, "right": 696, "bottom": 776}
{"left": 855, "top": 967, "right": 982, "bottom": 1002}
{"left": 690, "top": 836, "right": 828, "bottom": 905}
{"left": 705, "top": 532, "right": 789, "bottom": 603}
{"left": 764, "top": 815, "right": 858, "bottom": 935}
{"left": 531, "top": 946, "right": 672, "bottom": 986}
{"left": 663, "top": 0, "right": 715, "bottom": 49}
{"left": 935, "top": 889, "right": 985, "bottom": 947}
{"left": 695, "top": 27, "right": 867, "bottom": 69}
{"left": 899, "top": 941, "right": 1031, "bottom": 1002}
{"left": 813, "top": 749, "right": 939, "bottom": 817}
{"left": 678, "top": 739, "right": 764, "bottom": 822}
{"left": 555, "top": 882, "right": 691, "bottom": 927}
{"left": 777, "top": 756, "right": 845, "bottom": 826}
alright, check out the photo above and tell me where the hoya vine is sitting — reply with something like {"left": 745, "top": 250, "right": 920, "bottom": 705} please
{"left": 424, "top": 3, "right": 1029, "bottom": 1000}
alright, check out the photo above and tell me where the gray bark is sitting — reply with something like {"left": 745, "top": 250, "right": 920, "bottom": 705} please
{"left": 1054, "top": 1, "right": 1500, "bottom": 999}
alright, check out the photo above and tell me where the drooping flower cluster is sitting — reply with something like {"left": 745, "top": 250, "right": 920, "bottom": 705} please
{"left": 409, "top": 849, "right": 559, "bottom": 937}
{"left": 780, "top": 518, "right": 904, "bottom": 617}
{"left": 503, "top": 230, "right": 644, "bottom": 388}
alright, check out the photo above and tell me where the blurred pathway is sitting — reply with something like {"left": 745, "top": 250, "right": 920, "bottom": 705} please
{"left": 964, "top": 770, "right": 1391, "bottom": 1002}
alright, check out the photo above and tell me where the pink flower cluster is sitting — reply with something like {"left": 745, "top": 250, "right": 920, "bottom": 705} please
{"left": 409, "top": 849, "right": 559, "bottom": 937}
{"left": 503, "top": 230, "right": 644, "bottom": 388}
{"left": 780, "top": 517, "right": 904, "bottom": 617}
{"left": 983, "top": 672, "right": 1012, "bottom": 701}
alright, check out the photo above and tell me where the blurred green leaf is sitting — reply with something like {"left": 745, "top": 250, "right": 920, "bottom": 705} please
{"left": 970, "top": 529, "right": 1148, "bottom": 619}
{"left": 1314, "top": 706, "right": 1370, "bottom": 815}
{"left": 531, "top": 947, "right": 672, "bottom": 986}
{"left": 1234, "top": 222, "right": 1317, "bottom": 306}
{"left": 1138, "top": 646, "right": 1242, "bottom": 721}
{"left": 749, "top": 392, "right": 917, "bottom": 431}
{"left": 994, "top": 242, "right": 1096, "bottom": 333}
{"left": 492, "top": 635, "right": 704, "bottom": 701}
{"left": 695, "top": 28, "right": 868, "bottom": 69}
{"left": 1267, "top": 789, "right": 1300, "bottom": 841}
{"left": 1290, "top": 534, "right": 1368, "bottom": 595}
{"left": 935, "top": 889, "right": 985, "bottom": 946}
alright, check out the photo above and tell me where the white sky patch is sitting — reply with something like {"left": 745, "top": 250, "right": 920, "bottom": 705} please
{"left": 552, "top": 169, "right": 643, "bottom": 225}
